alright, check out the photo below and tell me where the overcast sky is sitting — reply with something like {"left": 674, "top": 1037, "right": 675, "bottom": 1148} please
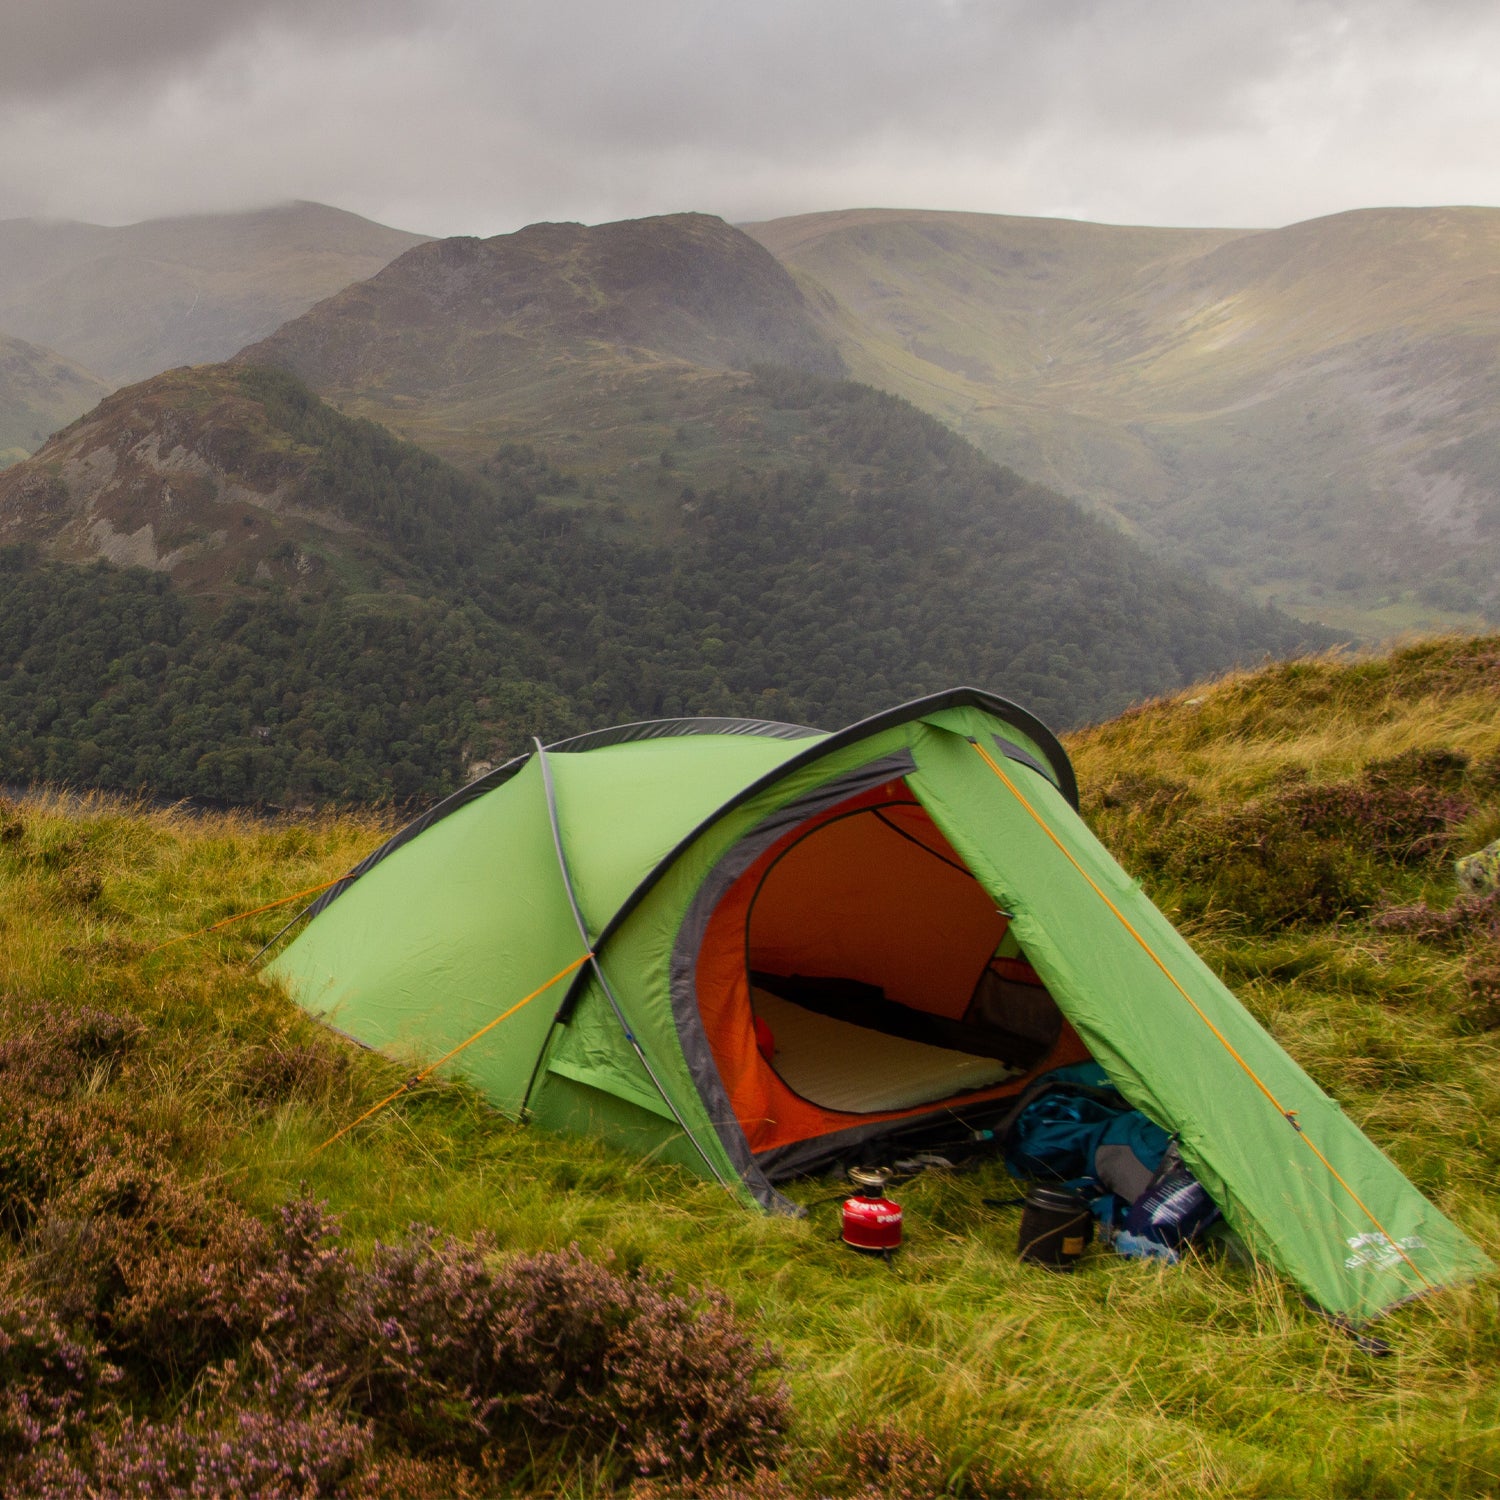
{"left": 2, "top": 0, "right": 1498, "bottom": 236}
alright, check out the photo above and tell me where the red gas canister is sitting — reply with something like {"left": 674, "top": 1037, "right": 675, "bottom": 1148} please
{"left": 841, "top": 1168, "right": 902, "bottom": 1253}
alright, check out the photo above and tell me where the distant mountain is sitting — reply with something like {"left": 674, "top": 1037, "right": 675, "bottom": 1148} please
{"left": 0, "top": 333, "right": 109, "bottom": 466}
{"left": 744, "top": 206, "right": 1500, "bottom": 636}
{"left": 0, "top": 361, "right": 1328, "bottom": 804}
{"left": 0, "top": 201, "right": 429, "bottom": 388}
{"left": 8, "top": 196, "right": 1497, "bottom": 639}
{"left": 237, "top": 212, "right": 844, "bottom": 470}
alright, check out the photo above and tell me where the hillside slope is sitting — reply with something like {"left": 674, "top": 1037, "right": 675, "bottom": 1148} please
{"left": 0, "top": 637, "right": 1494, "bottom": 1497}
{"left": 0, "top": 201, "right": 429, "bottom": 388}
{"left": 238, "top": 212, "right": 845, "bottom": 475}
{"left": 0, "top": 332, "right": 110, "bottom": 466}
{"left": 746, "top": 206, "right": 1500, "bottom": 635}
{"left": 0, "top": 364, "right": 480, "bottom": 598}
{"left": 0, "top": 363, "right": 1327, "bottom": 804}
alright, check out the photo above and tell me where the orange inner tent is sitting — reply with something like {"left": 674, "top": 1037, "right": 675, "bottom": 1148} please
{"left": 695, "top": 780, "right": 1088, "bottom": 1156}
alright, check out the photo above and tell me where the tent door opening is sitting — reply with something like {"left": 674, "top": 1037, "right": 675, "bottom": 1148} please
{"left": 695, "top": 780, "right": 1081, "bottom": 1157}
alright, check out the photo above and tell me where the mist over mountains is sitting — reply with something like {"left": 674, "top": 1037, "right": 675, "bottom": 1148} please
{"left": 0, "top": 201, "right": 429, "bottom": 386}
{"left": 4, "top": 196, "right": 1497, "bottom": 642}
{"left": 0, "top": 332, "right": 109, "bottom": 467}
{"left": 0, "top": 202, "right": 429, "bottom": 466}
{"left": 235, "top": 212, "right": 846, "bottom": 475}
{"left": 0, "top": 206, "right": 1330, "bottom": 803}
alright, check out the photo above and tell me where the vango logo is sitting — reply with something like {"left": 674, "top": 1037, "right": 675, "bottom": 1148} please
{"left": 1345, "top": 1232, "right": 1426, "bottom": 1271}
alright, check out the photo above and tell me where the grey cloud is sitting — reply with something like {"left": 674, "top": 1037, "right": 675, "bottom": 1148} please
{"left": 0, "top": 0, "right": 1496, "bottom": 234}
{"left": 423, "top": 0, "right": 1378, "bottom": 179}
{"left": 0, "top": 0, "right": 431, "bottom": 97}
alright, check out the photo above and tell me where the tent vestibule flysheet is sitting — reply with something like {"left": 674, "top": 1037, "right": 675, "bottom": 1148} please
{"left": 267, "top": 689, "right": 1492, "bottom": 1321}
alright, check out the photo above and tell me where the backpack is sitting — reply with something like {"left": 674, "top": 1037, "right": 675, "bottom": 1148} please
{"left": 1002, "top": 1063, "right": 1221, "bottom": 1248}
{"left": 1003, "top": 1063, "right": 1171, "bottom": 1201}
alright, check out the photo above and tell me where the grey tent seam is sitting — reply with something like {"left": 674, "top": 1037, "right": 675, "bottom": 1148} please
{"left": 530, "top": 737, "right": 736, "bottom": 1192}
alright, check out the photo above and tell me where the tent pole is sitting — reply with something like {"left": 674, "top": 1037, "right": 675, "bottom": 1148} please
{"left": 530, "top": 739, "right": 737, "bottom": 1193}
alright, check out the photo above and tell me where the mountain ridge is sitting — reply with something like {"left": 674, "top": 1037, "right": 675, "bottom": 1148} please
{"left": 0, "top": 205, "right": 1338, "bottom": 807}
{"left": 236, "top": 212, "right": 845, "bottom": 472}
{"left": 0, "top": 357, "right": 1330, "bottom": 803}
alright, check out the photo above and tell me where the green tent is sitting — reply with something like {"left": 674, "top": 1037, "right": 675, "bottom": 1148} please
{"left": 268, "top": 689, "right": 1491, "bottom": 1320}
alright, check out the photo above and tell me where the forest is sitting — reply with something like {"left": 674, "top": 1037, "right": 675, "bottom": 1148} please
{"left": 0, "top": 368, "right": 1330, "bottom": 807}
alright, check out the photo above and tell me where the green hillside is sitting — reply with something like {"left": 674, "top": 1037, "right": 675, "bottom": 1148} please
{"left": 0, "top": 364, "right": 1327, "bottom": 805}
{"left": 745, "top": 206, "right": 1500, "bottom": 636}
{"left": 0, "top": 637, "right": 1494, "bottom": 1496}
{"left": 6, "top": 199, "right": 1497, "bottom": 639}
{"left": 237, "top": 212, "right": 845, "bottom": 478}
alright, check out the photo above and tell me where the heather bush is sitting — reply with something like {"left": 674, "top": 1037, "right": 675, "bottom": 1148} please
{"left": 363, "top": 1451, "right": 497, "bottom": 1498}
{"left": 1462, "top": 946, "right": 1500, "bottom": 1030}
{"left": 1155, "top": 806, "right": 1381, "bottom": 928}
{"left": 1277, "top": 778, "right": 1471, "bottom": 864}
{"left": 1094, "top": 750, "right": 1480, "bottom": 930}
{"left": 830, "top": 1423, "right": 1064, "bottom": 1500}
{"left": 1370, "top": 891, "right": 1500, "bottom": 945}
{"left": 0, "top": 1102, "right": 100, "bottom": 1238}
{"left": 29, "top": 1405, "right": 373, "bottom": 1499}
{"left": 341, "top": 1225, "right": 512, "bottom": 1453}
{"left": 0, "top": 997, "right": 141, "bottom": 1100}
{"left": 232, "top": 1197, "right": 451, "bottom": 1441}
{"left": 629, "top": 1422, "right": 1063, "bottom": 1499}
{"left": 482, "top": 1244, "right": 788, "bottom": 1476}
{"left": 241, "top": 1199, "right": 789, "bottom": 1477}
{"left": 21, "top": 829, "right": 110, "bottom": 911}
{"left": 1363, "top": 747, "right": 1471, "bottom": 792}
{"left": 56, "top": 865, "right": 105, "bottom": 907}
{"left": 838, "top": 1423, "right": 959, "bottom": 1500}
{"left": 631, "top": 1468, "right": 806, "bottom": 1499}
{"left": 0, "top": 999, "right": 268, "bottom": 1384}
{"left": 0, "top": 1292, "right": 119, "bottom": 1469}
{"left": 242, "top": 1192, "right": 351, "bottom": 1371}
{"left": 1, "top": 1114, "right": 791, "bottom": 1488}
{"left": 24, "top": 1150, "right": 268, "bottom": 1382}
{"left": 234, "top": 1036, "right": 350, "bottom": 1104}
{"left": 1470, "top": 745, "right": 1500, "bottom": 797}
{"left": 1094, "top": 773, "right": 1198, "bottom": 815}
{"left": 0, "top": 998, "right": 146, "bottom": 1236}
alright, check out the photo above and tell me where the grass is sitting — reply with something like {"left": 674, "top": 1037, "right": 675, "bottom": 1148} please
{"left": 3, "top": 638, "right": 1500, "bottom": 1494}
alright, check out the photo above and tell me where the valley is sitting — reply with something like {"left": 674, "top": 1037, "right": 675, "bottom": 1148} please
{"left": 6, "top": 198, "right": 1498, "bottom": 646}
{"left": 745, "top": 205, "right": 1500, "bottom": 634}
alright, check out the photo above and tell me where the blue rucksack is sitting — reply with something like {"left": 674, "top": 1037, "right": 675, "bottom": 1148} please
{"left": 1002, "top": 1064, "right": 1218, "bottom": 1253}
{"left": 1003, "top": 1063, "right": 1170, "bottom": 1198}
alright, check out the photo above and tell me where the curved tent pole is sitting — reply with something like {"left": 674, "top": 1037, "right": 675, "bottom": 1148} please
{"left": 294, "top": 686, "right": 1077, "bottom": 931}
{"left": 517, "top": 749, "right": 578, "bottom": 1118}
{"left": 527, "top": 738, "right": 736, "bottom": 1193}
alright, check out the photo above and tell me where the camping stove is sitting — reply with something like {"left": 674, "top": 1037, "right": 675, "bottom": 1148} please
{"left": 841, "top": 1168, "right": 903, "bottom": 1253}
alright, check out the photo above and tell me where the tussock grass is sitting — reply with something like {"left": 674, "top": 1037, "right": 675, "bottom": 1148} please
{"left": 3, "top": 637, "right": 1500, "bottom": 1494}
